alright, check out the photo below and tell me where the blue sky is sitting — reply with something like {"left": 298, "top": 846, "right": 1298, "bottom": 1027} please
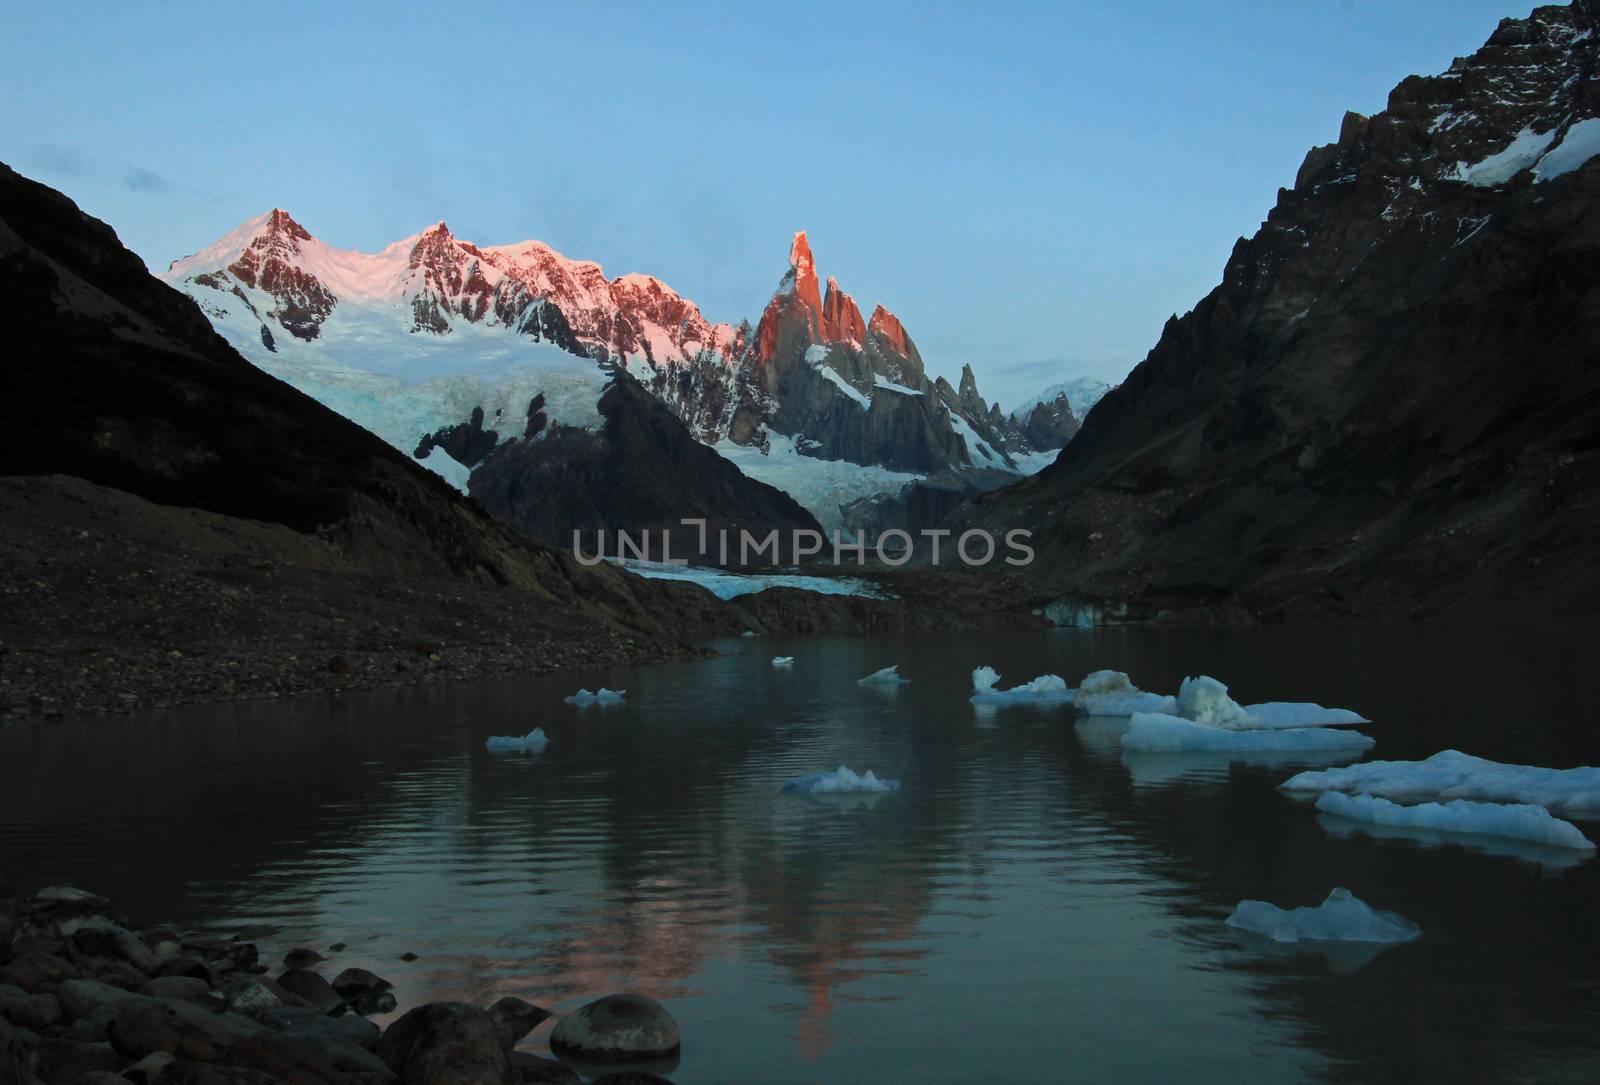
{"left": 2, "top": 0, "right": 1531, "bottom": 406}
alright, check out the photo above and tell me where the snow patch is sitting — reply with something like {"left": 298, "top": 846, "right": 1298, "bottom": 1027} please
{"left": 416, "top": 446, "right": 473, "bottom": 494}
{"left": 1445, "top": 125, "right": 1557, "bottom": 186}
{"left": 1534, "top": 117, "right": 1600, "bottom": 182}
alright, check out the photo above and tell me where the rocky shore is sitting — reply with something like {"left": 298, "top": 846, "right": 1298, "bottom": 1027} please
{"left": 0, "top": 883, "right": 683, "bottom": 1085}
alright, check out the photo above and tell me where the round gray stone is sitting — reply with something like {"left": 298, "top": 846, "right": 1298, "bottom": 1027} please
{"left": 548, "top": 994, "right": 679, "bottom": 1060}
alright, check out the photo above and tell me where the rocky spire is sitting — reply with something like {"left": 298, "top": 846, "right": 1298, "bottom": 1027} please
{"left": 821, "top": 276, "right": 866, "bottom": 344}
{"left": 867, "top": 305, "right": 910, "bottom": 357}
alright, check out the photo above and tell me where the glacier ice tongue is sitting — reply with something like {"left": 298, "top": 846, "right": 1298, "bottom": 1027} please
{"left": 1314, "top": 791, "right": 1595, "bottom": 850}
{"left": 858, "top": 665, "right": 909, "bottom": 685}
{"left": 1122, "top": 713, "right": 1377, "bottom": 752}
{"left": 781, "top": 765, "right": 900, "bottom": 794}
{"left": 970, "top": 666, "right": 1073, "bottom": 705}
{"left": 1280, "top": 749, "right": 1600, "bottom": 814}
{"left": 1226, "top": 888, "right": 1420, "bottom": 944}
{"left": 1073, "top": 670, "right": 1177, "bottom": 716}
{"left": 485, "top": 728, "right": 549, "bottom": 753}
{"left": 564, "top": 687, "right": 626, "bottom": 705}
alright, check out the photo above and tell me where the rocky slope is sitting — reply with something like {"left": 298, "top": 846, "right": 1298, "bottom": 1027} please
{"left": 956, "top": 0, "right": 1600, "bottom": 621}
{"left": 162, "top": 216, "right": 1066, "bottom": 531}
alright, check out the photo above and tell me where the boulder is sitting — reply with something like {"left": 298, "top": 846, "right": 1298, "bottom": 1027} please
{"left": 590, "top": 1075, "right": 676, "bottom": 1085}
{"left": 345, "top": 992, "right": 395, "bottom": 1018}
{"left": 121, "top": 1051, "right": 176, "bottom": 1085}
{"left": 31, "top": 1038, "right": 121, "bottom": 1085}
{"left": 0, "top": 987, "right": 59, "bottom": 1031}
{"left": 137, "top": 979, "right": 221, "bottom": 1012}
{"left": 0, "top": 1015, "right": 38, "bottom": 1085}
{"left": 328, "top": 971, "right": 389, "bottom": 1002}
{"left": 377, "top": 1003, "right": 513, "bottom": 1085}
{"left": 16, "top": 891, "right": 125, "bottom": 943}
{"left": 69, "top": 1074, "right": 127, "bottom": 1085}
{"left": 0, "top": 954, "right": 79, "bottom": 994}
{"left": 547, "top": 995, "right": 679, "bottom": 1061}
{"left": 54, "top": 981, "right": 133, "bottom": 1024}
{"left": 506, "top": 1054, "right": 577, "bottom": 1085}
{"left": 160, "top": 1061, "right": 289, "bottom": 1085}
{"left": 484, "top": 1001, "right": 548, "bottom": 1049}
{"left": 105, "top": 998, "right": 259, "bottom": 1061}
{"left": 270, "top": 974, "right": 340, "bottom": 1018}
{"left": 256, "top": 1008, "right": 379, "bottom": 1053}
{"left": 211, "top": 1033, "right": 343, "bottom": 1085}
{"left": 280, "top": 952, "right": 323, "bottom": 972}
{"left": 69, "top": 924, "right": 157, "bottom": 975}
{"left": 152, "top": 959, "right": 214, "bottom": 985}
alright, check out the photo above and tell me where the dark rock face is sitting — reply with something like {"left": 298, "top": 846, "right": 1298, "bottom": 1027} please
{"left": 414, "top": 407, "right": 500, "bottom": 470}
{"left": 225, "top": 210, "right": 336, "bottom": 341}
{"left": 471, "top": 377, "right": 824, "bottom": 563}
{"left": 957, "top": 0, "right": 1600, "bottom": 620}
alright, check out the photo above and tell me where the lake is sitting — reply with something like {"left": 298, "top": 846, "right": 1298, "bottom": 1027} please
{"left": 3, "top": 623, "right": 1598, "bottom": 1084}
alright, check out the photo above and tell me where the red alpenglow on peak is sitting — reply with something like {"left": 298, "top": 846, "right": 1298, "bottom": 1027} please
{"left": 868, "top": 304, "right": 911, "bottom": 356}
{"left": 821, "top": 276, "right": 866, "bottom": 345}
{"left": 784, "top": 230, "right": 823, "bottom": 317}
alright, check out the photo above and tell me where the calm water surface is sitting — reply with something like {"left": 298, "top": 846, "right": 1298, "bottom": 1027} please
{"left": 4, "top": 624, "right": 1599, "bottom": 1084}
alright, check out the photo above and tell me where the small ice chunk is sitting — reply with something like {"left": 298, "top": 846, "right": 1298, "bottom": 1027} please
{"left": 1122, "top": 713, "right": 1376, "bottom": 752}
{"left": 970, "top": 666, "right": 1073, "bottom": 705}
{"left": 781, "top": 765, "right": 901, "bottom": 794}
{"left": 1281, "top": 749, "right": 1600, "bottom": 813}
{"left": 858, "top": 665, "right": 909, "bottom": 685}
{"left": 1226, "top": 888, "right": 1419, "bottom": 944}
{"left": 740, "top": 630, "right": 757, "bottom": 637}
{"left": 1074, "top": 670, "right": 1177, "bottom": 716}
{"left": 564, "top": 687, "right": 626, "bottom": 705}
{"left": 772, "top": 656, "right": 795, "bottom": 667}
{"left": 1243, "top": 702, "right": 1369, "bottom": 728}
{"left": 1314, "top": 792, "right": 1595, "bottom": 850}
{"left": 485, "top": 728, "right": 549, "bottom": 753}
{"left": 1176, "top": 676, "right": 1254, "bottom": 729}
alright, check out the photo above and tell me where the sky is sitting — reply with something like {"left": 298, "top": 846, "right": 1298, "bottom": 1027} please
{"left": 1, "top": 0, "right": 1534, "bottom": 407}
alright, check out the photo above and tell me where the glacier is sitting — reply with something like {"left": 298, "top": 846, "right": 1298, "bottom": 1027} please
{"left": 485, "top": 728, "right": 549, "bottom": 753}
{"left": 970, "top": 666, "right": 1074, "bottom": 705}
{"left": 564, "top": 688, "right": 626, "bottom": 705}
{"left": 1226, "top": 888, "right": 1420, "bottom": 944}
{"left": 781, "top": 766, "right": 901, "bottom": 794}
{"left": 1314, "top": 791, "right": 1595, "bottom": 850}
{"left": 614, "top": 558, "right": 891, "bottom": 601}
{"left": 1121, "top": 713, "right": 1377, "bottom": 753}
{"left": 1280, "top": 749, "right": 1600, "bottom": 814}
{"left": 1073, "top": 670, "right": 1177, "bottom": 717}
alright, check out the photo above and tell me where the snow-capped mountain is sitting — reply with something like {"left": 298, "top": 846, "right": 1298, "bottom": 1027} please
{"left": 1011, "top": 377, "right": 1114, "bottom": 424}
{"left": 164, "top": 220, "right": 1062, "bottom": 529}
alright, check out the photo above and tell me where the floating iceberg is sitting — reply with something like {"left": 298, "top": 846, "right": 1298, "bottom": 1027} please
{"left": 1073, "top": 670, "right": 1176, "bottom": 716}
{"left": 485, "top": 728, "right": 549, "bottom": 754}
{"left": 740, "top": 630, "right": 757, "bottom": 637}
{"left": 1176, "top": 675, "right": 1255, "bottom": 728}
{"left": 1122, "top": 713, "right": 1376, "bottom": 752}
{"left": 1241, "top": 702, "right": 1369, "bottom": 728}
{"left": 1226, "top": 888, "right": 1420, "bottom": 944}
{"left": 781, "top": 766, "right": 901, "bottom": 794}
{"left": 970, "top": 666, "right": 1074, "bottom": 705}
{"left": 1314, "top": 791, "right": 1595, "bottom": 850}
{"left": 1281, "top": 749, "right": 1600, "bottom": 814}
{"left": 858, "top": 665, "right": 909, "bottom": 685}
{"left": 772, "top": 656, "right": 795, "bottom": 667}
{"left": 564, "top": 687, "right": 626, "bottom": 705}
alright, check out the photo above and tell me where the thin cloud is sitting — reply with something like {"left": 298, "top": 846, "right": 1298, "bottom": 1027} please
{"left": 124, "top": 166, "right": 172, "bottom": 194}
{"left": 11, "top": 141, "right": 94, "bottom": 178}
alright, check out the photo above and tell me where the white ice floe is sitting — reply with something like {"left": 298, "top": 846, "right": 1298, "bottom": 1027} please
{"left": 781, "top": 766, "right": 901, "bottom": 794}
{"left": 772, "top": 656, "right": 795, "bottom": 667}
{"left": 1073, "top": 670, "right": 1177, "bottom": 716}
{"left": 970, "top": 666, "right": 1074, "bottom": 705}
{"left": 1226, "top": 888, "right": 1419, "bottom": 944}
{"left": 1241, "top": 702, "right": 1370, "bottom": 728}
{"left": 564, "top": 687, "right": 626, "bottom": 705}
{"left": 1176, "top": 675, "right": 1255, "bottom": 729}
{"left": 1122, "top": 713, "right": 1376, "bottom": 753}
{"left": 1314, "top": 791, "right": 1595, "bottom": 850}
{"left": 858, "top": 665, "right": 909, "bottom": 685}
{"left": 1281, "top": 749, "right": 1600, "bottom": 814}
{"left": 485, "top": 728, "right": 549, "bottom": 753}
